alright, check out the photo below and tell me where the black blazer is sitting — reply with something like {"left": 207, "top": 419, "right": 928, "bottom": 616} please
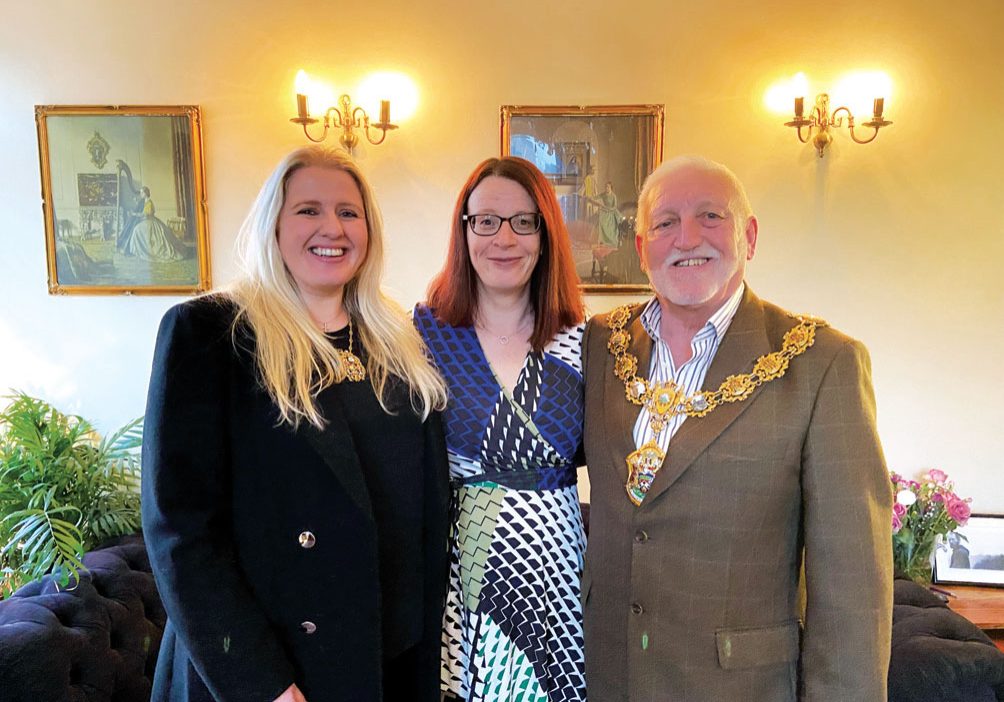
{"left": 141, "top": 295, "right": 449, "bottom": 702}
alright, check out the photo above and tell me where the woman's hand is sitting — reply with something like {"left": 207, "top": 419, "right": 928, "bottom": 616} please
{"left": 273, "top": 683, "right": 307, "bottom": 702}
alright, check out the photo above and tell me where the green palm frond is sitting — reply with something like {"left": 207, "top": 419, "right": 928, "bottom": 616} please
{"left": 0, "top": 391, "right": 142, "bottom": 595}
{"left": 101, "top": 416, "right": 144, "bottom": 455}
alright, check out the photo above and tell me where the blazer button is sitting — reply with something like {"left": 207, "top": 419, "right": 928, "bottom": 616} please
{"left": 298, "top": 531, "right": 316, "bottom": 549}
{"left": 634, "top": 530, "right": 649, "bottom": 543}
{"left": 631, "top": 602, "right": 644, "bottom": 615}
{"left": 300, "top": 621, "right": 317, "bottom": 634}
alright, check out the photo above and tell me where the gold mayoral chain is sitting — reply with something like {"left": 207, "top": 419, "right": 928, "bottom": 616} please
{"left": 337, "top": 318, "right": 367, "bottom": 382}
{"left": 605, "top": 305, "right": 826, "bottom": 506}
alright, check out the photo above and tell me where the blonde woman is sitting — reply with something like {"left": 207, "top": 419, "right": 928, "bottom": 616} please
{"left": 142, "top": 146, "right": 449, "bottom": 702}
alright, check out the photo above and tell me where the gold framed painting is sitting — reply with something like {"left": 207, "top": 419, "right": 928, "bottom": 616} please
{"left": 500, "top": 104, "right": 664, "bottom": 293}
{"left": 35, "top": 105, "right": 211, "bottom": 295}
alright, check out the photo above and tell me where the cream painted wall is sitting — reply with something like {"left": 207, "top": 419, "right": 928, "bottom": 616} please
{"left": 2, "top": 0, "right": 1002, "bottom": 509}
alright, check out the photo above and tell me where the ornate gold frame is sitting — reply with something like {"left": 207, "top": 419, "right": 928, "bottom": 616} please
{"left": 500, "top": 104, "right": 664, "bottom": 294}
{"left": 35, "top": 104, "right": 211, "bottom": 295}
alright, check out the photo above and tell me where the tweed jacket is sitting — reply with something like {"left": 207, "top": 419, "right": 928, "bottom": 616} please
{"left": 581, "top": 287, "right": 893, "bottom": 702}
{"left": 141, "top": 295, "right": 449, "bottom": 702}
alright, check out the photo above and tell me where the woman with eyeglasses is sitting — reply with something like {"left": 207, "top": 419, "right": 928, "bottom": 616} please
{"left": 414, "top": 157, "right": 587, "bottom": 702}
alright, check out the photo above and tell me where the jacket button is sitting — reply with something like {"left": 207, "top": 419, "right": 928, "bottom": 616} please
{"left": 634, "top": 530, "right": 649, "bottom": 543}
{"left": 631, "top": 602, "right": 644, "bottom": 615}
{"left": 300, "top": 621, "right": 317, "bottom": 634}
{"left": 298, "top": 531, "right": 316, "bottom": 549}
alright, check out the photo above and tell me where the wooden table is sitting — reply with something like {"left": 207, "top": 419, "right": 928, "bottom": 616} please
{"left": 941, "top": 583, "right": 1004, "bottom": 651}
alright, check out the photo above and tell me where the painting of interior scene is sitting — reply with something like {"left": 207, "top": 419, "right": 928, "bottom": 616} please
{"left": 507, "top": 109, "right": 661, "bottom": 289}
{"left": 41, "top": 111, "right": 206, "bottom": 291}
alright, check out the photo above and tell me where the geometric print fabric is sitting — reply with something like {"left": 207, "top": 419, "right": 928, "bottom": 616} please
{"left": 415, "top": 305, "right": 586, "bottom": 702}
{"left": 444, "top": 467, "right": 587, "bottom": 702}
{"left": 458, "top": 486, "right": 504, "bottom": 611}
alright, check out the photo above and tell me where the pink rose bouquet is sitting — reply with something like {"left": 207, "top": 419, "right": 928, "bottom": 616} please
{"left": 890, "top": 469, "right": 972, "bottom": 584}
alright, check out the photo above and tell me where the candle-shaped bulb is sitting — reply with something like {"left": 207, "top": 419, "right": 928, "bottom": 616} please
{"left": 296, "top": 93, "right": 309, "bottom": 120}
{"left": 379, "top": 100, "right": 391, "bottom": 126}
{"left": 873, "top": 97, "right": 885, "bottom": 119}
{"left": 794, "top": 97, "right": 804, "bottom": 118}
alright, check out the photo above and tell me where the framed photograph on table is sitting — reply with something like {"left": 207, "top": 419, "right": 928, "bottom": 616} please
{"left": 35, "top": 105, "right": 211, "bottom": 295}
{"left": 934, "top": 515, "right": 1004, "bottom": 587}
{"left": 500, "top": 104, "right": 664, "bottom": 293}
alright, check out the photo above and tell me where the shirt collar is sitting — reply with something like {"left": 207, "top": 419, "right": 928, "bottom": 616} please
{"left": 640, "top": 282, "right": 746, "bottom": 345}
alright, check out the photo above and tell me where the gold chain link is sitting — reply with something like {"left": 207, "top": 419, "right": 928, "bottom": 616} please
{"left": 607, "top": 304, "right": 825, "bottom": 422}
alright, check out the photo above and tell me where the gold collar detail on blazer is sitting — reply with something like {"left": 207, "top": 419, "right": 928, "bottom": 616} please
{"left": 605, "top": 304, "right": 827, "bottom": 506}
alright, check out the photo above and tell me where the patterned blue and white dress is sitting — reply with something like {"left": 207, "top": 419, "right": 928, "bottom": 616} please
{"left": 414, "top": 304, "right": 586, "bottom": 702}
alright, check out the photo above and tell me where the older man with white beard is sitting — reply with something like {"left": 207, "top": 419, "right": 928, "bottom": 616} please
{"left": 580, "top": 156, "right": 893, "bottom": 701}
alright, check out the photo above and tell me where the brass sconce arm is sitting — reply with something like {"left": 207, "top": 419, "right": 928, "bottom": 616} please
{"left": 784, "top": 118, "right": 814, "bottom": 144}
{"left": 848, "top": 112, "right": 894, "bottom": 145}
{"left": 829, "top": 105, "right": 852, "bottom": 127}
{"left": 289, "top": 112, "right": 325, "bottom": 143}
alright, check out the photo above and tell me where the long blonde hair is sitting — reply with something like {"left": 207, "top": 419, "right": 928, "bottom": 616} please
{"left": 229, "top": 146, "right": 447, "bottom": 427}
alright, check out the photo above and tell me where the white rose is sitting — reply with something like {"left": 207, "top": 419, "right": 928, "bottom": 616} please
{"left": 896, "top": 489, "right": 917, "bottom": 506}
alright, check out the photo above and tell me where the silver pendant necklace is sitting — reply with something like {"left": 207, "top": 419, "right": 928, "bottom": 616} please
{"left": 476, "top": 315, "right": 533, "bottom": 345}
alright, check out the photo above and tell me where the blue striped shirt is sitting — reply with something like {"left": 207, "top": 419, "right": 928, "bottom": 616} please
{"left": 631, "top": 284, "right": 746, "bottom": 467}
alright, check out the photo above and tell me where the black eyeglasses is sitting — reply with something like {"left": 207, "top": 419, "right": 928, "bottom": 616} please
{"left": 463, "top": 212, "right": 542, "bottom": 236}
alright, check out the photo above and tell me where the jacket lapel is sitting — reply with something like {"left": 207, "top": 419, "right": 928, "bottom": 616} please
{"left": 641, "top": 288, "right": 771, "bottom": 506}
{"left": 301, "top": 396, "right": 374, "bottom": 521}
{"left": 605, "top": 310, "right": 654, "bottom": 486}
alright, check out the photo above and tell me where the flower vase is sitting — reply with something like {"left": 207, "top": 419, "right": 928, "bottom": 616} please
{"left": 893, "top": 532, "right": 936, "bottom": 585}
{"left": 902, "top": 543, "right": 936, "bottom": 585}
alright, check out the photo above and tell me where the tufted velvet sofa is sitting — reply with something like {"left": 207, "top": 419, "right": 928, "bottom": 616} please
{"left": 889, "top": 574, "right": 1004, "bottom": 702}
{"left": 0, "top": 535, "right": 166, "bottom": 702}
{"left": 3, "top": 525, "right": 1003, "bottom": 701}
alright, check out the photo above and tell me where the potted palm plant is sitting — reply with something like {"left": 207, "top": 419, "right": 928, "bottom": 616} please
{"left": 0, "top": 391, "right": 142, "bottom": 597}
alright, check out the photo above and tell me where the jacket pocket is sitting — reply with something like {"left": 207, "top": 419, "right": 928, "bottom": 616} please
{"left": 715, "top": 620, "right": 800, "bottom": 670}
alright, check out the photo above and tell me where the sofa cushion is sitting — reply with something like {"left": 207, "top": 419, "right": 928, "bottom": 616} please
{"left": 0, "top": 536, "right": 165, "bottom": 702}
{"left": 889, "top": 576, "right": 1004, "bottom": 702}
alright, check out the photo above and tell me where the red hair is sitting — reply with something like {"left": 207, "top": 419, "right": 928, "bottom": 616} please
{"left": 427, "top": 157, "right": 584, "bottom": 351}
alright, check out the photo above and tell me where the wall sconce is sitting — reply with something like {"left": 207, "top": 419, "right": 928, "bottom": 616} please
{"left": 291, "top": 93, "right": 397, "bottom": 151}
{"left": 785, "top": 92, "right": 892, "bottom": 158}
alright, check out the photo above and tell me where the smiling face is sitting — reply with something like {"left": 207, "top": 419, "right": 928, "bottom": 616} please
{"left": 636, "top": 164, "right": 757, "bottom": 323}
{"left": 276, "top": 166, "right": 369, "bottom": 305}
{"left": 465, "top": 176, "right": 541, "bottom": 300}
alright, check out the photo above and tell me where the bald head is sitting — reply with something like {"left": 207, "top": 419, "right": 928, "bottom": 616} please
{"left": 636, "top": 156, "right": 753, "bottom": 239}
